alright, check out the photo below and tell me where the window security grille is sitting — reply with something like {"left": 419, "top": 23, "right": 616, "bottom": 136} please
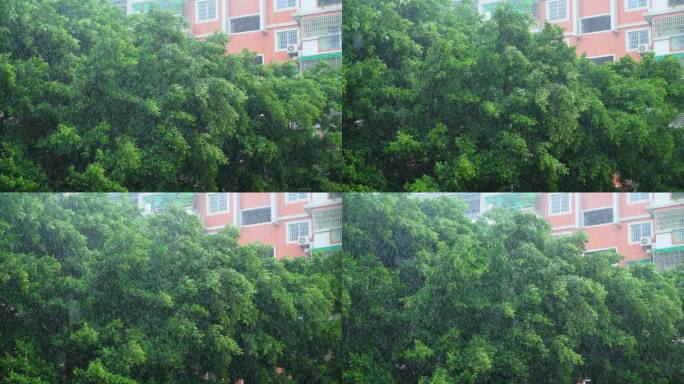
{"left": 550, "top": 193, "right": 570, "bottom": 214}
{"left": 548, "top": 0, "right": 567, "bottom": 21}
{"left": 231, "top": 15, "right": 260, "bottom": 34}
{"left": 331, "top": 228, "right": 342, "bottom": 242}
{"left": 287, "top": 192, "right": 308, "bottom": 202}
{"left": 276, "top": 0, "right": 296, "bottom": 9}
{"left": 673, "top": 36, "right": 684, "bottom": 51}
{"left": 313, "top": 208, "right": 342, "bottom": 231}
{"left": 300, "top": 56, "right": 342, "bottom": 71}
{"left": 627, "top": 30, "right": 649, "bottom": 50}
{"left": 627, "top": 0, "right": 647, "bottom": 8}
{"left": 654, "top": 251, "right": 684, "bottom": 271}
{"left": 652, "top": 15, "right": 684, "bottom": 38}
{"left": 655, "top": 208, "right": 684, "bottom": 231}
{"left": 277, "top": 30, "right": 298, "bottom": 50}
{"left": 630, "top": 222, "right": 652, "bottom": 243}
{"left": 301, "top": 14, "right": 342, "bottom": 39}
{"left": 288, "top": 222, "right": 310, "bottom": 242}
{"left": 197, "top": 0, "right": 217, "bottom": 21}
{"left": 628, "top": 192, "right": 649, "bottom": 203}
{"left": 208, "top": 193, "right": 228, "bottom": 213}
{"left": 319, "top": 33, "right": 342, "bottom": 50}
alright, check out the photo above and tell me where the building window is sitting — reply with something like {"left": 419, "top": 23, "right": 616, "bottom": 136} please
{"left": 287, "top": 221, "right": 310, "bottom": 242}
{"left": 208, "top": 193, "right": 229, "bottom": 214}
{"left": 654, "top": 250, "right": 684, "bottom": 271}
{"left": 626, "top": 0, "right": 647, "bottom": 10}
{"left": 319, "top": 33, "right": 342, "bottom": 50}
{"left": 331, "top": 227, "right": 342, "bottom": 243}
{"left": 581, "top": 15, "right": 612, "bottom": 34}
{"left": 547, "top": 0, "right": 568, "bottom": 22}
{"left": 584, "top": 208, "right": 613, "bottom": 226}
{"left": 627, "top": 29, "right": 650, "bottom": 51}
{"left": 255, "top": 55, "right": 264, "bottom": 65}
{"left": 241, "top": 207, "right": 271, "bottom": 226}
{"left": 286, "top": 192, "right": 308, "bottom": 202}
{"left": 674, "top": 193, "right": 684, "bottom": 201}
{"left": 674, "top": 228, "right": 684, "bottom": 243}
{"left": 673, "top": 36, "right": 684, "bottom": 51}
{"left": 276, "top": 0, "right": 296, "bottom": 10}
{"left": 629, "top": 222, "right": 652, "bottom": 243}
{"left": 301, "top": 14, "right": 342, "bottom": 39}
{"left": 628, "top": 193, "right": 649, "bottom": 203}
{"left": 196, "top": 0, "right": 217, "bottom": 22}
{"left": 313, "top": 207, "right": 342, "bottom": 230}
{"left": 230, "top": 15, "right": 261, "bottom": 34}
{"left": 549, "top": 193, "right": 571, "bottom": 215}
{"left": 590, "top": 55, "right": 615, "bottom": 65}
{"left": 276, "top": 29, "right": 298, "bottom": 51}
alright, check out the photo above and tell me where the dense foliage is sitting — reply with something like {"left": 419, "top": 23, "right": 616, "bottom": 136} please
{"left": 341, "top": 194, "right": 684, "bottom": 383}
{"left": 0, "top": 194, "right": 340, "bottom": 383}
{"left": 0, "top": 0, "right": 343, "bottom": 191}
{"left": 343, "top": 0, "right": 684, "bottom": 191}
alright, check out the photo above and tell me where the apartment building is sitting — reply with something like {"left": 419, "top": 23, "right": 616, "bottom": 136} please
{"left": 114, "top": 0, "right": 342, "bottom": 70}
{"left": 474, "top": 0, "right": 684, "bottom": 65}
{"left": 449, "top": 192, "right": 684, "bottom": 271}
{"left": 116, "top": 192, "right": 343, "bottom": 259}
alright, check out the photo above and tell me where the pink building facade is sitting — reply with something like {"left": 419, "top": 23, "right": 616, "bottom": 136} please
{"left": 453, "top": 192, "right": 684, "bottom": 270}
{"left": 126, "top": 192, "right": 342, "bottom": 260}
{"left": 117, "top": 0, "right": 342, "bottom": 69}
{"left": 477, "top": 0, "right": 684, "bottom": 65}
{"left": 193, "top": 192, "right": 342, "bottom": 259}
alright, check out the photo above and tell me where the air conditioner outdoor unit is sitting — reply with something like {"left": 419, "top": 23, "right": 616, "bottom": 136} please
{"left": 287, "top": 44, "right": 298, "bottom": 56}
{"left": 298, "top": 236, "right": 310, "bottom": 246}
{"left": 640, "top": 237, "right": 652, "bottom": 247}
{"left": 637, "top": 44, "right": 649, "bottom": 54}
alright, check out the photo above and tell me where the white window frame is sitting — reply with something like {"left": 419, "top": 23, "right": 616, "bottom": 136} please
{"left": 625, "top": 0, "right": 648, "bottom": 11}
{"left": 255, "top": 54, "right": 265, "bottom": 65}
{"left": 549, "top": 193, "right": 571, "bottom": 216}
{"left": 275, "top": 28, "right": 299, "bottom": 52}
{"left": 627, "top": 192, "right": 650, "bottom": 204}
{"left": 207, "top": 193, "right": 230, "bottom": 215}
{"left": 229, "top": 13, "right": 261, "bottom": 35}
{"left": 626, "top": 28, "right": 650, "bottom": 52}
{"left": 240, "top": 205, "right": 272, "bottom": 227}
{"left": 547, "top": 0, "right": 569, "bottom": 22}
{"left": 628, "top": 221, "right": 653, "bottom": 244}
{"left": 286, "top": 192, "right": 309, "bottom": 203}
{"left": 286, "top": 220, "right": 311, "bottom": 244}
{"left": 580, "top": 13, "right": 613, "bottom": 35}
{"left": 275, "top": 0, "right": 297, "bottom": 11}
{"left": 195, "top": 0, "right": 218, "bottom": 23}
{"left": 582, "top": 207, "right": 614, "bottom": 227}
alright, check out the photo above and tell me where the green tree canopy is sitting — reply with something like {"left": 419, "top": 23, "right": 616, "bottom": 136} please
{"left": 0, "top": 194, "right": 340, "bottom": 383}
{"left": 0, "top": 0, "right": 343, "bottom": 191}
{"left": 341, "top": 194, "right": 684, "bottom": 383}
{"left": 343, "top": 0, "right": 684, "bottom": 191}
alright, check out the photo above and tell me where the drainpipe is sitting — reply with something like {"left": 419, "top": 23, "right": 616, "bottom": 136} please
{"left": 613, "top": 192, "right": 620, "bottom": 225}
{"left": 260, "top": 0, "right": 267, "bottom": 32}
{"left": 573, "top": 0, "right": 580, "bottom": 36}
{"left": 224, "top": 0, "right": 229, "bottom": 32}
{"left": 576, "top": 193, "right": 582, "bottom": 228}
{"left": 271, "top": 193, "right": 278, "bottom": 224}
{"left": 233, "top": 193, "right": 240, "bottom": 226}
{"left": 610, "top": 0, "right": 617, "bottom": 32}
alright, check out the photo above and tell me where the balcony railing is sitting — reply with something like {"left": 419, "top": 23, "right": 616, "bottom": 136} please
{"left": 655, "top": 208, "right": 684, "bottom": 231}
{"left": 652, "top": 15, "right": 684, "bottom": 38}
